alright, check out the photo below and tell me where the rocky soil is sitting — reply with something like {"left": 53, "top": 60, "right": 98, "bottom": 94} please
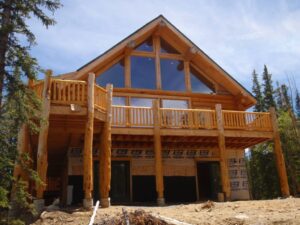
{"left": 32, "top": 197, "right": 300, "bottom": 225}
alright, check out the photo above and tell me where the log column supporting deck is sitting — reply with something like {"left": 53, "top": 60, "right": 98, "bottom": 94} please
{"left": 36, "top": 70, "right": 52, "bottom": 202}
{"left": 269, "top": 107, "right": 290, "bottom": 197}
{"left": 99, "top": 84, "right": 113, "bottom": 208}
{"left": 153, "top": 100, "right": 165, "bottom": 205}
{"left": 13, "top": 125, "right": 32, "bottom": 188}
{"left": 83, "top": 73, "right": 95, "bottom": 209}
{"left": 215, "top": 104, "right": 231, "bottom": 200}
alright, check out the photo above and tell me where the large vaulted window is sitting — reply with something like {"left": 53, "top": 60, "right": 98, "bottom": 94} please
{"left": 190, "top": 66, "right": 214, "bottom": 93}
{"left": 96, "top": 59, "right": 125, "bottom": 88}
{"left": 131, "top": 56, "right": 156, "bottom": 89}
{"left": 160, "top": 59, "right": 185, "bottom": 91}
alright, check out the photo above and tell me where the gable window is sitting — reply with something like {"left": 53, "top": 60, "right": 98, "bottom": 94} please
{"left": 131, "top": 56, "right": 156, "bottom": 89}
{"left": 96, "top": 59, "right": 125, "bottom": 88}
{"left": 162, "top": 99, "right": 188, "bottom": 109}
{"left": 135, "top": 37, "right": 153, "bottom": 52}
{"left": 112, "top": 96, "right": 126, "bottom": 106}
{"left": 131, "top": 97, "right": 153, "bottom": 107}
{"left": 190, "top": 66, "right": 214, "bottom": 93}
{"left": 160, "top": 38, "right": 179, "bottom": 54}
{"left": 160, "top": 59, "right": 185, "bottom": 91}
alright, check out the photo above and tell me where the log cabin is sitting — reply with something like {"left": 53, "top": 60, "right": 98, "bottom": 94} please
{"left": 15, "top": 15, "right": 290, "bottom": 209}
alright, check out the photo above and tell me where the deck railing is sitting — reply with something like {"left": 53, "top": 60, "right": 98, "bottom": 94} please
{"left": 51, "top": 79, "right": 87, "bottom": 105}
{"left": 112, "top": 105, "right": 272, "bottom": 131}
{"left": 112, "top": 106, "right": 153, "bottom": 127}
{"left": 32, "top": 79, "right": 107, "bottom": 110}
{"left": 94, "top": 85, "right": 107, "bottom": 111}
{"left": 222, "top": 110, "right": 272, "bottom": 131}
{"left": 160, "top": 108, "right": 216, "bottom": 129}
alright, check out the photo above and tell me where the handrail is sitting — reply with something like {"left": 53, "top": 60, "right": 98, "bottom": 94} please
{"left": 112, "top": 105, "right": 153, "bottom": 127}
{"left": 32, "top": 81, "right": 44, "bottom": 98}
{"left": 94, "top": 85, "right": 107, "bottom": 111}
{"left": 51, "top": 79, "right": 87, "bottom": 105}
{"left": 223, "top": 110, "right": 272, "bottom": 131}
{"left": 160, "top": 108, "right": 216, "bottom": 129}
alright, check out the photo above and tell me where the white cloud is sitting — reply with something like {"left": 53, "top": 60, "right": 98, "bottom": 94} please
{"left": 29, "top": 0, "right": 300, "bottom": 90}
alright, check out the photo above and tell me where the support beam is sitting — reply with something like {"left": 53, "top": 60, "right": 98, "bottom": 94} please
{"left": 83, "top": 73, "right": 95, "bottom": 209}
{"left": 36, "top": 70, "right": 52, "bottom": 200}
{"left": 99, "top": 84, "right": 113, "bottom": 208}
{"left": 153, "top": 100, "right": 165, "bottom": 205}
{"left": 269, "top": 107, "right": 290, "bottom": 197}
{"left": 215, "top": 104, "right": 231, "bottom": 200}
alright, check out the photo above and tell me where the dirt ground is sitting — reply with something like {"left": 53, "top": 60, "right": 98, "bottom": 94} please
{"left": 32, "top": 197, "right": 300, "bottom": 225}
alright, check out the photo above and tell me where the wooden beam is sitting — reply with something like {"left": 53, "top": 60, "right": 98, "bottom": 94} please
{"left": 184, "top": 61, "right": 191, "bottom": 92}
{"left": 270, "top": 107, "right": 290, "bottom": 197}
{"left": 215, "top": 104, "right": 231, "bottom": 200}
{"left": 82, "top": 73, "right": 95, "bottom": 208}
{"left": 153, "top": 100, "right": 164, "bottom": 205}
{"left": 154, "top": 36, "right": 162, "bottom": 90}
{"left": 36, "top": 70, "right": 52, "bottom": 199}
{"left": 99, "top": 83, "right": 113, "bottom": 208}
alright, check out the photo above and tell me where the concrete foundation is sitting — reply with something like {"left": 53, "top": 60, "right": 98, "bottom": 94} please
{"left": 100, "top": 198, "right": 110, "bottom": 208}
{"left": 83, "top": 198, "right": 93, "bottom": 209}
{"left": 157, "top": 197, "right": 165, "bottom": 206}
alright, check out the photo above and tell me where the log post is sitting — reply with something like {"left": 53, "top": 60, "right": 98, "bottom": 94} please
{"left": 36, "top": 70, "right": 52, "bottom": 205}
{"left": 153, "top": 99, "right": 165, "bottom": 205}
{"left": 269, "top": 107, "right": 290, "bottom": 197}
{"left": 215, "top": 104, "right": 231, "bottom": 200}
{"left": 99, "top": 83, "right": 113, "bottom": 208}
{"left": 83, "top": 73, "right": 95, "bottom": 209}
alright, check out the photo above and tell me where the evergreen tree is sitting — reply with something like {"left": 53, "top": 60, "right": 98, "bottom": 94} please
{"left": 251, "top": 70, "right": 264, "bottom": 112}
{"left": 296, "top": 89, "right": 300, "bottom": 119}
{"left": 262, "top": 65, "right": 276, "bottom": 111}
{"left": 0, "top": 0, "right": 61, "bottom": 224}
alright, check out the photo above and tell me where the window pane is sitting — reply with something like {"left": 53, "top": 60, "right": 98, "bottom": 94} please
{"left": 131, "top": 98, "right": 153, "bottom": 107}
{"left": 162, "top": 99, "right": 188, "bottom": 109}
{"left": 112, "top": 97, "right": 126, "bottom": 106}
{"left": 96, "top": 59, "right": 125, "bottom": 88}
{"left": 131, "top": 56, "right": 156, "bottom": 89}
{"left": 161, "top": 59, "right": 185, "bottom": 91}
{"left": 135, "top": 37, "right": 153, "bottom": 52}
{"left": 160, "top": 38, "right": 179, "bottom": 54}
{"left": 190, "top": 66, "right": 214, "bottom": 93}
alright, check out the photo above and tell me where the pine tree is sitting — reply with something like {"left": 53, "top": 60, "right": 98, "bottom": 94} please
{"left": 251, "top": 70, "right": 264, "bottom": 112}
{"left": 262, "top": 65, "right": 276, "bottom": 111}
{"left": 296, "top": 88, "right": 300, "bottom": 119}
{"left": 0, "top": 0, "right": 61, "bottom": 223}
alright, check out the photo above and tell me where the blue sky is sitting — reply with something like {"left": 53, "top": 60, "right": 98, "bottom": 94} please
{"left": 29, "top": 0, "right": 300, "bottom": 92}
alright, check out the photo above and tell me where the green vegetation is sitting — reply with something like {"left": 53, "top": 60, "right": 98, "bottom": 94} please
{"left": 248, "top": 65, "right": 300, "bottom": 199}
{"left": 0, "top": 1, "right": 61, "bottom": 224}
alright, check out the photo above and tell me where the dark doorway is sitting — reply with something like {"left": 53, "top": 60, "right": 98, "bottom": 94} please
{"left": 164, "top": 176, "right": 197, "bottom": 202}
{"left": 110, "top": 161, "right": 130, "bottom": 203}
{"left": 68, "top": 175, "right": 84, "bottom": 205}
{"left": 132, "top": 175, "right": 156, "bottom": 203}
{"left": 93, "top": 161, "right": 99, "bottom": 203}
{"left": 197, "top": 162, "right": 221, "bottom": 200}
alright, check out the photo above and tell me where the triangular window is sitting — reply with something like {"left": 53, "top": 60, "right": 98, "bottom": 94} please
{"left": 160, "top": 37, "right": 179, "bottom": 54}
{"left": 96, "top": 59, "right": 125, "bottom": 88}
{"left": 135, "top": 37, "right": 153, "bottom": 52}
{"left": 190, "top": 66, "right": 214, "bottom": 93}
